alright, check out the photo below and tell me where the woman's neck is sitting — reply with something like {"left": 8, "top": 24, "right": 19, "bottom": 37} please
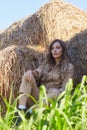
{"left": 55, "top": 58, "right": 61, "bottom": 65}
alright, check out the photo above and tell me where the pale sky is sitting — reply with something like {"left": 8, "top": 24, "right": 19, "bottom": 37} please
{"left": 0, "top": 0, "right": 87, "bottom": 29}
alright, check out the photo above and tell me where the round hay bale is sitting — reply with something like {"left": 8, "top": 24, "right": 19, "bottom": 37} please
{"left": 0, "top": 45, "right": 43, "bottom": 99}
{"left": 0, "top": 0, "right": 87, "bottom": 49}
{"left": 68, "top": 30, "right": 87, "bottom": 85}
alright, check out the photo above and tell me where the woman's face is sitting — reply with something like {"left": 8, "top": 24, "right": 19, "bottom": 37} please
{"left": 51, "top": 42, "right": 63, "bottom": 60}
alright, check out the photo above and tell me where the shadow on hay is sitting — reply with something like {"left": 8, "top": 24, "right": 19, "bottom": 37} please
{"left": 67, "top": 29, "right": 87, "bottom": 86}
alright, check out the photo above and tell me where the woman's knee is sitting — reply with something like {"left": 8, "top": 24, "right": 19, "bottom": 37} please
{"left": 23, "top": 70, "right": 36, "bottom": 86}
{"left": 23, "top": 70, "right": 31, "bottom": 80}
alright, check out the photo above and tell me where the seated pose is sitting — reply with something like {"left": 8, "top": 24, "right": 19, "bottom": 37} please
{"left": 18, "top": 39, "right": 74, "bottom": 111}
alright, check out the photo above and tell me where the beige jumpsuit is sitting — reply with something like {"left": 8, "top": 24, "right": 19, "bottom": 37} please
{"left": 19, "top": 62, "right": 74, "bottom": 106}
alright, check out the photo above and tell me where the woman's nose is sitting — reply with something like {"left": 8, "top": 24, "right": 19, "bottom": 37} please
{"left": 53, "top": 49, "right": 56, "bottom": 52}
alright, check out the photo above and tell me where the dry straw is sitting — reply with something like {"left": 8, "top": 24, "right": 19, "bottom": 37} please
{"left": 0, "top": 45, "right": 44, "bottom": 100}
{"left": 0, "top": 0, "right": 87, "bottom": 101}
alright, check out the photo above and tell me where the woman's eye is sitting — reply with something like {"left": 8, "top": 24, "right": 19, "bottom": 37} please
{"left": 56, "top": 46, "right": 60, "bottom": 49}
{"left": 52, "top": 46, "right": 61, "bottom": 50}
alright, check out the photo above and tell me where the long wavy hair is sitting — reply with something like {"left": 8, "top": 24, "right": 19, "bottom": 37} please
{"left": 47, "top": 39, "right": 69, "bottom": 78}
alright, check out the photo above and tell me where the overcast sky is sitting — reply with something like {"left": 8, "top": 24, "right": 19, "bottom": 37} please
{"left": 0, "top": 0, "right": 87, "bottom": 29}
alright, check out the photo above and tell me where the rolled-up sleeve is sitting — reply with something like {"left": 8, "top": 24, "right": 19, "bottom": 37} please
{"left": 35, "top": 65, "right": 44, "bottom": 78}
{"left": 34, "top": 61, "right": 47, "bottom": 79}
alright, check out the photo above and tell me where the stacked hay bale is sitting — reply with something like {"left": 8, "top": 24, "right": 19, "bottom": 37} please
{"left": 0, "top": 45, "right": 44, "bottom": 99}
{"left": 68, "top": 30, "right": 87, "bottom": 85}
{"left": 0, "top": 0, "right": 87, "bottom": 104}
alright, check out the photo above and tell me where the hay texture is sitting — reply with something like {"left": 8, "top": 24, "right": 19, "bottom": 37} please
{"left": 0, "top": 45, "right": 43, "bottom": 99}
{"left": 0, "top": 0, "right": 87, "bottom": 102}
{"left": 0, "top": 0, "right": 87, "bottom": 49}
{"left": 68, "top": 30, "right": 87, "bottom": 85}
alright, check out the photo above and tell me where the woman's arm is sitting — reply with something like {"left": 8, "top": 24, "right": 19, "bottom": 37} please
{"left": 32, "top": 60, "right": 47, "bottom": 79}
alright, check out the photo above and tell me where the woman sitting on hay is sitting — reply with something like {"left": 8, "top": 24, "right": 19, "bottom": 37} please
{"left": 16, "top": 39, "right": 74, "bottom": 125}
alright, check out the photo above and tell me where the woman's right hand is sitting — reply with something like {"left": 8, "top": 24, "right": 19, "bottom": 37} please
{"left": 24, "top": 70, "right": 33, "bottom": 82}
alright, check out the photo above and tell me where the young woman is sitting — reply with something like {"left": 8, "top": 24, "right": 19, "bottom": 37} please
{"left": 18, "top": 39, "right": 74, "bottom": 110}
